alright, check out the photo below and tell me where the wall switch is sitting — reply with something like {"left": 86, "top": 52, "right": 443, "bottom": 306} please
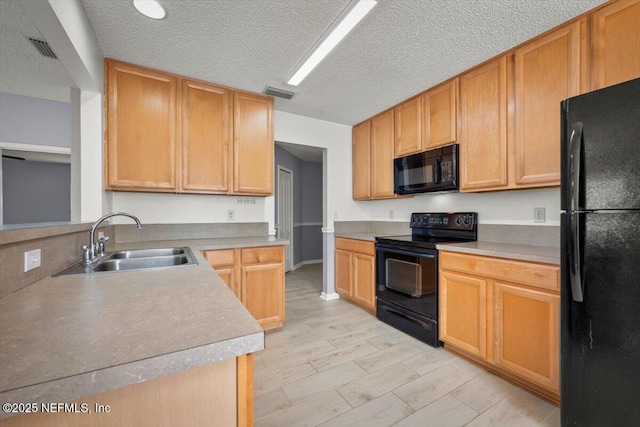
{"left": 227, "top": 210, "right": 235, "bottom": 221}
{"left": 98, "top": 231, "right": 104, "bottom": 239}
{"left": 534, "top": 207, "right": 546, "bottom": 223}
{"left": 389, "top": 210, "right": 394, "bottom": 220}
{"left": 24, "top": 249, "right": 41, "bottom": 272}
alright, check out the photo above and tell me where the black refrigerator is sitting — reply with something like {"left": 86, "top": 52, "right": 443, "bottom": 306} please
{"left": 560, "top": 77, "right": 640, "bottom": 427}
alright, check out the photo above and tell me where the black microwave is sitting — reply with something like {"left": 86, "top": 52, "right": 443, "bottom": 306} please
{"left": 394, "top": 144, "right": 458, "bottom": 195}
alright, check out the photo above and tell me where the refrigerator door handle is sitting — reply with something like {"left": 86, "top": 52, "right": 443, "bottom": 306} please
{"left": 569, "top": 212, "right": 584, "bottom": 302}
{"left": 569, "top": 122, "right": 583, "bottom": 211}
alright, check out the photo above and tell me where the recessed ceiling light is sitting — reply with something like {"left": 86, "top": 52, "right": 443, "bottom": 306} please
{"left": 286, "top": 0, "right": 377, "bottom": 86}
{"left": 133, "top": 0, "right": 166, "bottom": 20}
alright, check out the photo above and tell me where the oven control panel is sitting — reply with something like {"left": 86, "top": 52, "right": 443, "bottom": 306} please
{"left": 410, "top": 212, "right": 477, "bottom": 230}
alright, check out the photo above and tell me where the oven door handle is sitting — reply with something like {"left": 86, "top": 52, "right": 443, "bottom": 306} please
{"left": 384, "top": 307, "right": 431, "bottom": 328}
{"left": 376, "top": 246, "right": 436, "bottom": 258}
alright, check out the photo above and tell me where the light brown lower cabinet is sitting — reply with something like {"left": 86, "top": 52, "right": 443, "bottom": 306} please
{"left": 334, "top": 238, "right": 376, "bottom": 313}
{"left": 2, "top": 355, "right": 254, "bottom": 427}
{"left": 439, "top": 251, "right": 560, "bottom": 401}
{"left": 204, "top": 246, "right": 285, "bottom": 331}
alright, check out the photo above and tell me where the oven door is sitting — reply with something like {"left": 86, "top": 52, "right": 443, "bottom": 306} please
{"left": 375, "top": 243, "right": 438, "bottom": 320}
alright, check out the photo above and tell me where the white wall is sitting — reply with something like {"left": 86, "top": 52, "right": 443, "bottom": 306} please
{"left": 111, "top": 192, "right": 268, "bottom": 224}
{"left": 363, "top": 188, "right": 561, "bottom": 226}
{"left": 273, "top": 110, "right": 362, "bottom": 230}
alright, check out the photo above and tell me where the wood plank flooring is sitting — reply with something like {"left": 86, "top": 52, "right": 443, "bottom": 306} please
{"left": 254, "top": 264, "right": 560, "bottom": 427}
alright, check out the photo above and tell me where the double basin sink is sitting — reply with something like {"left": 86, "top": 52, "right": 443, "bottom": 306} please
{"left": 55, "top": 247, "right": 198, "bottom": 276}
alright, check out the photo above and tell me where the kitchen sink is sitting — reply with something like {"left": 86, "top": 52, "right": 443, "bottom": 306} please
{"left": 54, "top": 247, "right": 197, "bottom": 276}
{"left": 110, "top": 248, "right": 186, "bottom": 259}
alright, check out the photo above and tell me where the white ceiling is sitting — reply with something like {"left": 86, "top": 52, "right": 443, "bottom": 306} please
{"left": 2, "top": 1, "right": 606, "bottom": 125}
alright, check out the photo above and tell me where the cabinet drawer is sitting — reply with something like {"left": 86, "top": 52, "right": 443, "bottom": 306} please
{"left": 335, "top": 238, "right": 375, "bottom": 256}
{"left": 440, "top": 251, "right": 559, "bottom": 291}
{"left": 241, "top": 246, "right": 284, "bottom": 265}
{"left": 204, "top": 249, "right": 236, "bottom": 268}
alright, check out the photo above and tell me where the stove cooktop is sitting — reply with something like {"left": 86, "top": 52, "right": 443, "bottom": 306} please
{"left": 375, "top": 212, "right": 478, "bottom": 249}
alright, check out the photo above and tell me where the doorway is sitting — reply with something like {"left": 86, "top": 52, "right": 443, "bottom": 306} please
{"left": 277, "top": 166, "right": 293, "bottom": 272}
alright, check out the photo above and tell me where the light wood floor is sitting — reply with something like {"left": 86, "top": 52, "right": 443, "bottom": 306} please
{"left": 254, "top": 264, "right": 560, "bottom": 427}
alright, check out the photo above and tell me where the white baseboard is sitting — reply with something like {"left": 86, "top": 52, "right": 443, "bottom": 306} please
{"left": 291, "top": 259, "right": 323, "bottom": 271}
{"left": 320, "top": 292, "right": 340, "bottom": 301}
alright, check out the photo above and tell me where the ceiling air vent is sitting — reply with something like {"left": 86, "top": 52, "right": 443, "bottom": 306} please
{"left": 28, "top": 37, "right": 58, "bottom": 59}
{"left": 264, "top": 86, "right": 295, "bottom": 100}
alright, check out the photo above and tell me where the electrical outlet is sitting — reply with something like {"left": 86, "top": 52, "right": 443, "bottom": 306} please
{"left": 389, "top": 210, "right": 394, "bottom": 220}
{"left": 534, "top": 207, "right": 546, "bottom": 223}
{"left": 98, "top": 231, "right": 104, "bottom": 239}
{"left": 24, "top": 249, "right": 41, "bottom": 272}
{"left": 227, "top": 210, "right": 235, "bottom": 221}
{"left": 333, "top": 211, "right": 339, "bottom": 219}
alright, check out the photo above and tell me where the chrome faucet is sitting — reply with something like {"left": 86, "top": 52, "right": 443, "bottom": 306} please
{"left": 83, "top": 212, "right": 142, "bottom": 263}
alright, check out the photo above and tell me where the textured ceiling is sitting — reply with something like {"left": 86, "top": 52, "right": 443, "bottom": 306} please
{"left": 0, "top": 0, "right": 76, "bottom": 103}
{"left": 3, "top": 1, "right": 607, "bottom": 124}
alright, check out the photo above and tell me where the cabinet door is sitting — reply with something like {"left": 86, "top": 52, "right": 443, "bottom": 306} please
{"left": 241, "top": 263, "right": 284, "bottom": 330}
{"left": 370, "top": 110, "right": 396, "bottom": 198}
{"left": 352, "top": 121, "right": 372, "bottom": 200}
{"left": 591, "top": 0, "right": 640, "bottom": 89}
{"left": 352, "top": 253, "right": 375, "bottom": 311}
{"left": 424, "top": 78, "right": 458, "bottom": 149}
{"left": 105, "top": 60, "right": 177, "bottom": 190}
{"left": 216, "top": 266, "right": 240, "bottom": 300}
{"left": 459, "top": 56, "right": 508, "bottom": 191}
{"left": 335, "top": 249, "right": 353, "bottom": 296}
{"left": 439, "top": 270, "right": 488, "bottom": 359}
{"left": 513, "top": 21, "right": 582, "bottom": 187}
{"left": 493, "top": 282, "right": 559, "bottom": 392}
{"left": 181, "top": 80, "right": 231, "bottom": 193}
{"left": 394, "top": 95, "right": 423, "bottom": 157}
{"left": 233, "top": 92, "right": 274, "bottom": 195}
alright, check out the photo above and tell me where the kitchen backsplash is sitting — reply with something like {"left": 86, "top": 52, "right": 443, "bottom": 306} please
{"left": 0, "top": 224, "right": 113, "bottom": 299}
{"left": 0, "top": 222, "right": 271, "bottom": 299}
{"left": 334, "top": 221, "right": 560, "bottom": 248}
{"left": 112, "top": 222, "right": 268, "bottom": 243}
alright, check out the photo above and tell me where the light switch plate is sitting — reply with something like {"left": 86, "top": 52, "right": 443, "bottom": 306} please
{"left": 24, "top": 249, "right": 41, "bottom": 272}
{"left": 534, "top": 207, "right": 546, "bottom": 223}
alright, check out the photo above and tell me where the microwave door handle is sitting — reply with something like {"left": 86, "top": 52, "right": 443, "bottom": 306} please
{"left": 433, "top": 159, "right": 441, "bottom": 184}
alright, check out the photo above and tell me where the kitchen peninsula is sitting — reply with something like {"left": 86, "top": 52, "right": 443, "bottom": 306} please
{"left": 0, "top": 226, "right": 286, "bottom": 426}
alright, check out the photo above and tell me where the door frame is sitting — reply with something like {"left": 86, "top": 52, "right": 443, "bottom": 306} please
{"left": 277, "top": 165, "right": 294, "bottom": 272}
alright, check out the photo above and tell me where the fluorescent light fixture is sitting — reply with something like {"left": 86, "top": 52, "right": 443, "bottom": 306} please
{"left": 133, "top": 0, "right": 166, "bottom": 20}
{"left": 287, "top": 0, "right": 377, "bottom": 86}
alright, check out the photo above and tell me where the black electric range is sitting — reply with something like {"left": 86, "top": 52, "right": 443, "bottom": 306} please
{"left": 375, "top": 212, "right": 478, "bottom": 347}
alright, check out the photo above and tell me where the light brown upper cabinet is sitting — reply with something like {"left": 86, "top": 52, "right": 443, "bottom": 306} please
{"left": 233, "top": 92, "right": 274, "bottom": 195}
{"left": 591, "top": 0, "right": 640, "bottom": 90}
{"left": 352, "top": 110, "right": 399, "bottom": 200}
{"left": 105, "top": 59, "right": 274, "bottom": 196}
{"left": 352, "top": 121, "right": 372, "bottom": 200}
{"left": 459, "top": 56, "right": 509, "bottom": 191}
{"left": 512, "top": 20, "right": 584, "bottom": 188}
{"left": 105, "top": 60, "right": 178, "bottom": 191}
{"left": 370, "top": 110, "right": 397, "bottom": 198}
{"left": 423, "top": 78, "right": 458, "bottom": 149}
{"left": 394, "top": 95, "right": 423, "bottom": 157}
{"left": 181, "top": 79, "right": 231, "bottom": 193}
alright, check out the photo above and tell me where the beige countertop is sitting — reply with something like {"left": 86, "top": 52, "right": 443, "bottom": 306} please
{"left": 0, "top": 236, "right": 287, "bottom": 416}
{"left": 437, "top": 241, "right": 560, "bottom": 265}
